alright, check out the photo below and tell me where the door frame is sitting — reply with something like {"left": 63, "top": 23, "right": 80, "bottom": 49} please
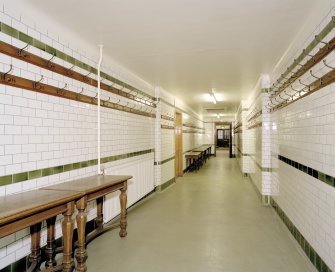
{"left": 175, "top": 111, "right": 183, "bottom": 177}
{"left": 214, "top": 122, "right": 233, "bottom": 158}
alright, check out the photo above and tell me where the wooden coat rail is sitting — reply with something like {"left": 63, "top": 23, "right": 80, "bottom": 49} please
{"left": 0, "top": 72, "right": 155, "bottom": 118}
{"left": 161, "top": 114, "right": 175, "bottom": 121}
{"left": 271, "top": 36, "right": 335, "bottom": 97}
{"left": 0, "top": 40, "right": 156, "bottom": 108}
{"left": 270, "top": 68, "right": 335, "bottom": 112}
{"left": 248, "top": 122, "right": 262, "bottom": 130}
{"left": 273, "top": 17, "right": 335, "bottom": 89}
{"left": 161, "top": 124, "right": 175, "bottom": 130}
{"left": 247, "top": 110, "right": 262, "bottom": 122}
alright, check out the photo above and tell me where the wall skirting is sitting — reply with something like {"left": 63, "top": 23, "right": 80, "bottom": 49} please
{"left": 155, "top": 177, "right": 176, "bottom": 192}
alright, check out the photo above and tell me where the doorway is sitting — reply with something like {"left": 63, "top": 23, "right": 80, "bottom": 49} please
{"left": 175, "top": 111, "right": 183, "bottom": 177}
{"left": 214, "top": 122, "right": 233, "bottom": 158}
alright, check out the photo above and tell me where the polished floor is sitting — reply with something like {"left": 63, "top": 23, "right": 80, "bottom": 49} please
{"left": 87, "top": 150, "right": 315, "bottom": 272}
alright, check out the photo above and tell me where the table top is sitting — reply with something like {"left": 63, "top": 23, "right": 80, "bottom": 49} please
{"left": 0, "top": 189, "right": 82, "bottom": 225}
{"left": 193, "top": 147, "right": 208, "bottom": 152}
{"left": 40, "top": 175, "right": 132, "bottom": 194}
{"left": 185, "top": 151, "right": 201, "bottom": 157}
{"left": 201, "top": 144, "right": 213, "bottom": 148}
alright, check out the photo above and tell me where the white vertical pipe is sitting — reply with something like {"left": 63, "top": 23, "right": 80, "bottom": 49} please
{"left": 97, "top": 45, "right": 103, "bottom": 175}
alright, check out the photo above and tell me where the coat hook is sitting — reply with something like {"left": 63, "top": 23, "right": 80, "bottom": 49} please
{"left": 310, "top": 70, "right": 322, "bottom": 83}
{"left": 298, "top": 79, "right": 310, "bottom": 89}
{"left": 18, "top": 43, "right": 30, "bottom": 57}
{"left": 46, "top": 54, "right": 56, "bottom": 68}
{"left": 290, "top": 85, "right": 300, "bottom": 93}
{"left": 323, "top": 59, "right": 335, "bottom": 70}
{"left": 83, "top": 72, "right": 91, "bottom": 82}
{"left": 61, "top": 83, "right": 68, "bottom": 90}
{"left": 315, "top": 35, "right": 328, "bottom": 46}
{"left": 294, "top": 59, "right": 304, "bottom": 67}
{"left": 33, "top": 75, "right": 44, "bottom": 89}
{"left": 1, "top": 64, "right": 13, "bottom": 80}
{"left": 281, "top": 74, "right": 290, "bottom": 81}
{"left": 284, "top": 90, "right": 292, "bottom": 97}
{"left": 66, "top": 65, "right": 75, "bottom": 75}
{"left": 79, "top": 87, "right": 84, "bottom": 94}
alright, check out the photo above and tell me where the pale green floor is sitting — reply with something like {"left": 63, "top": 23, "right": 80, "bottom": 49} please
{"left": 86, "top": 150, "right": 315, "bottom": 272}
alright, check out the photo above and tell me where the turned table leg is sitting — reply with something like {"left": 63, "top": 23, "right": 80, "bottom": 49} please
{"left": 45, "top": 216, "right": 57, "bottom": 269}
{"left": 119, "top": 182, "right": 128, "bottom": 237}
{"left": 75, "top": 196, "right": 88, "bottom": 272}
{"left": 95, "top": 197, "right": 104, "bottom": 231}
{"left": 29, "top": 222, "right": 42, "bottom": 270}
{"left": 62, "top": 202, "right": 75, "bottom": 272}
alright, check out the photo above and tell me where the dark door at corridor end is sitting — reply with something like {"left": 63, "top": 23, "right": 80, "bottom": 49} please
{"left": 217, "top": 129, "right": 230, "bottom": 148}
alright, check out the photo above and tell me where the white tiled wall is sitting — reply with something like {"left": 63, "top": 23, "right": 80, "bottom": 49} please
{"left": 268, "top": 10, "right": 335, "bottom": 271}
{"left": 271, "top": 82, "right": 335, "bottom": 270}
{"left": 0, "top": 6, "right": 155, "bottom": 268}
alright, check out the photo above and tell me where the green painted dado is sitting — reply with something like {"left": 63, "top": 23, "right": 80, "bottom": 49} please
{"left": 0, "top": 149, "right": 154, "bottom": 187}
{"left": 0, "top": 21, "right": 154, "bottom": 101}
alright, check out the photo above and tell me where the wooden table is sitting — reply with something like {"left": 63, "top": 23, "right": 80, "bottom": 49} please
{"left": 0, "top": 189, "right": 83, "bottom": 272}
{"left": 185, "top": 152, "right": 202, "bottom": 172}
{"left": 41, "top": 175, "right": 132, "bottom": 272}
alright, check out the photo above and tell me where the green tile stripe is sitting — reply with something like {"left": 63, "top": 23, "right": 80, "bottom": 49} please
{"left": 154, "top": 156, "right": 175, "bottom": 166}
{"left": 271, "top": 198, "right": 332, "bottom": 272}
{"left": 275, "top": 17, "right": 335, "bottom": 87}
{"left": 0, "top": 149, "right": 154, "bottom": 186}
{"left": 278, "top": 155, "right": 335, "bottom": 188}
{"left": 0, "top": 21, "right": 155, "bottom": 101}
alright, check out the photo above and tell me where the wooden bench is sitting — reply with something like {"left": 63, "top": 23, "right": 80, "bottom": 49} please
{"left": 0, "top": 174, "right": 132, "bottom": 272}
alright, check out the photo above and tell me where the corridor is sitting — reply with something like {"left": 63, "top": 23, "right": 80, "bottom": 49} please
{"left": 87, "top": 150, "right": 315, "bottom": 272}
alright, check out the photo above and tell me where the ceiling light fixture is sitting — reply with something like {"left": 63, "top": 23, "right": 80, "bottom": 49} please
{"left": 210, "top": 90, "right": 217, "bottom": 104}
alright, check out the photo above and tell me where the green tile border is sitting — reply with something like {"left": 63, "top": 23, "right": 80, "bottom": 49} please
{"left": 154, "top": 156, "right": 175, "bottom": 166}
{"left": 271, "top": 198, "right": 333, "bottom": 272}
{"left": 0, "top": 21, "right": 155, "bottom": 101}
{"left": 279, "top": 155, "right": 335, "bottom": 188}
{"left": 0, "top": 149, "right": 154, "bottom": 187}
{"left": 155, "top": 177, "right": 176, "bottom": 192}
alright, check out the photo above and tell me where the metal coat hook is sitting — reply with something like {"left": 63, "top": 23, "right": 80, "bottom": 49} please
{"left": 310, "top": 70, "right": 322, "bottom": 83}
{"left": 66, "top": 65, "right": 75, "bottom": 75}
{"left": 294, "top": 59, "right": 304, "bottom": 67}
{"left": 290, "top": 85, "right": 300, "bottom": 93}
{"left": 79, "top": 88, "right": 84, "bottom": 94}
{"left": 46, "top": 54, "right": 56, "bottom": 68}
{"left": 315, "top": 35, "right": 328, "bottom": 46}
{"left": 284, "top": 90, "right": 293, "bottom": 97}
{"left": 298, "top": 79, "right": 309, "bottom": 89}
{"left": 323, "top": 59, "right": 335, "bottom": 70}
{"left": 281, "top": 74, "right": 290, "bottom": 81}
{"left": 18, "top": 43, "right": 30, "bottom": 57}
{"left": 61, "top": 83, "right": 68, "bottom": 90}
{"left": 1, "top": 64, "right": 13, "bottom": 80}
{"left": 33, "top": 75, "right": 44, "bottom": 89}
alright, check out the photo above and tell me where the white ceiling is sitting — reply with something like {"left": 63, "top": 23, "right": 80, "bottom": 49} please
{"left": 21, "top": 0, "right": 321, "bottom": 118}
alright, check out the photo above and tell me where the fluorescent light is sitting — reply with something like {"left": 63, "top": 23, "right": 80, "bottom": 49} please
{"left": 210, "top": 93, "right": 217, "bottom": 104}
